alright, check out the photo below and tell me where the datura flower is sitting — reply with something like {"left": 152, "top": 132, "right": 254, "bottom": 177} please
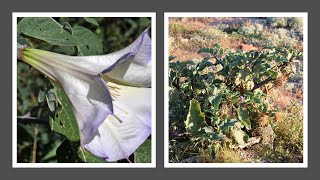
{"left": 17, "top": 29, "right": 152, "bottom": 162}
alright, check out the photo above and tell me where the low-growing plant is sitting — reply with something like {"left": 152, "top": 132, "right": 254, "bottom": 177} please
{"left": 215, "top": 18, "right": 303, "bottom": 50}
{"left": 169, "top": 44, "right": 302, "bottom": 162}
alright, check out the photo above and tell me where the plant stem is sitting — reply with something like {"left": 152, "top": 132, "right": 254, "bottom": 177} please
{"left": 32, "top": 124, "right": 39, "bottom": 163}
{"left": 251, "top": 76, "right": 275, "bottom": 92}
{"left": 17, "top": 116, "right": 49, "bottom": 125}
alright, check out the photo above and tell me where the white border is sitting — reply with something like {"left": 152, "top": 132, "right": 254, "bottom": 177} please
{"left": 164, "top": 12, "right": 308, "bottom": 168}
{"left": 12, "top": 12, "right": 156, "bottom": 168}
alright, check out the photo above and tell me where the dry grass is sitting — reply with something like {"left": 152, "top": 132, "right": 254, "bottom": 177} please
{"left": 264, "top": 85, "right": 303, "bottom": 162}
{"left": 268, "top": 84, "right": 303, "bottom": 110}
{"left": 257, "top": 114, "right": 270, "bottom": 127}
{"left": 169, "top": 19, "right": 243, "bottom": 61}
{"left": 170, "top": 17, "right": 214, "bottom": 24}
{"left": 196, "top": 146, "right": 246, "bottom": 163}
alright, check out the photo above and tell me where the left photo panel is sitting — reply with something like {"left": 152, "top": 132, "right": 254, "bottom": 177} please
{"left": 13, "top": 13, "right": 156, "bottom": 168}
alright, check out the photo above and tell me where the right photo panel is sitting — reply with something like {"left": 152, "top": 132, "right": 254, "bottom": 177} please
{"left": 165, "top": 13, "right": 307, "bottom": 168}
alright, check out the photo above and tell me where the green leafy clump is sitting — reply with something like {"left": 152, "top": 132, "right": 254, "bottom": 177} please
{"left": 168, "top": 44, "right": 302, "bottom": 163}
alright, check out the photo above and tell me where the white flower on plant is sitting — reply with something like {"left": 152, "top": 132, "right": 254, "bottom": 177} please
{"left": 17, "top": 29, "right": 152, "bottom": 162}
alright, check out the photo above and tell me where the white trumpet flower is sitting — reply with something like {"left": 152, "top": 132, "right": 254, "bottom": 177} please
{"left": 17, "top": 29, "right": 152, "bottom": 162}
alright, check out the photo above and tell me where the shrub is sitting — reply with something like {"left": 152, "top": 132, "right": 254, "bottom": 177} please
{"left": 169, "top": 44, "right": 302, "bottom": 162}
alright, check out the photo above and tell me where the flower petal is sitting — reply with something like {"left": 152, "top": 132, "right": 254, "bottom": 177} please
{"left": 61, "top": 75, "right": 113, "bottom": 145}
{"left": 19, "top": 28, "right": 150, "bottom": 76}
{"left": 102, "top": 28, "right": 152, "bottom": 87}
{"left": 20, "top": 51, "right": 113, "bottom": 145}
{"left": 84, "top": 85, "right": 151, "bottom": 162}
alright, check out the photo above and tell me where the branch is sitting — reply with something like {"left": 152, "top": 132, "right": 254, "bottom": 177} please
{"left": 250, "top": 76, "right": 275, "bottom": 92}
{"left": 212, "top": 56, "right": 225, "bottom": 67}
{"left": 172, "top": 78, "right": 180, "bottom": 90}
{"left": 17, "top": 116, "right": 49, "bottom": 125}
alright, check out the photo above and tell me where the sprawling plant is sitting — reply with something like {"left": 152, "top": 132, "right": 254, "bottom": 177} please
{"left": 169, "top": 44, "right": 302, "bottom": 161}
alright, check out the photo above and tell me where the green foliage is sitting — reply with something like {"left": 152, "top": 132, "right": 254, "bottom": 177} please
{"left": 169, "top": 44, "right": 302, "bottom": 162}
{"left": 18, "top": 17, "right": 81, "bottom": 46}
{"left": 233, "top": 129, "right": 249, "bottom": 145}
{"left": 17, "top": 124, "right": 62, "bottom": 163}
{"left": 72, "top": 26, "right": 103, "bottom": 55}
{"left": 134, "top": 139, "right": 152, "bottom": 163}
{"left": 238, "top": 108, "right": 251, "bottom": 130}
{"left": 102, "top": 17, "right": 151, "bottom": 53}
{"left": 49, "top": 82, "right": 80, "bottom": 141}
{"left": 185, "top": 99, "right": 207, "bottom": 135}
{"left": 84, "top": 17, "right": 99, "bottom": 26}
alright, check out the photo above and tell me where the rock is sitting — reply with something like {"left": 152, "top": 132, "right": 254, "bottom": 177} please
{"left": 252, "top": 124, "right": 275, "bottom": 149}
{"left": 239, "top": 43, "right": 259, "bottom": 51}
{"left": 237, "top": 136, "right": 262, "bottom": 149}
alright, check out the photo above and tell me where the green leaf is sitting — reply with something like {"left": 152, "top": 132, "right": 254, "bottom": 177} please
{"left": 17, "top": 17, "right": 81, "bottom": 46}
{"left": 270, "top": 71, "right": 278, "bottom": 79}
{"left": 62, "top": 22, "right": 73, "bottom": 34}
{"left": 78, "top": 146, "right": 105, "bottom": 163}
{"left": 52, "top": 46, "right": 76, "bottom": 56}
{"left": 238, "top": 108, "right": 251, "bottom": 130}
{"left": 17, "top": 35, "right": 31, "bottom": 47}
{"left": 206, "top": 109, "right": 219, "bottom": 126}
{"left": 169, "top": 55, "right": 176, "bottom": 61}
{"left": 46, "top": 88, "right": 57, "bottom": 112}
{"left": 49, "top": 82, "right": 80, "bottom": 141}
{"left": 41, "top": 141, "right": 61, "bottom": 162}
{"left": 197, "top": 59, "right": 213, "bottom": 71}
{"left": 211, "top": 94, "right": 222, "bottom": 108}
{"left": 72, "top": 26, "right": 103, "bottom": 56}
{"left": 239, "top": 67, "right": 250, "bottom": 80}
{"left": 37, "top": 89, "right": 46, "bottom": 103}
{"left": 208, "top": 144, "right": 216, "bottom": 159}
{"left": 213, "top": 43, "right": 222, "bottom": 50}
{"left": 228, "top": 59, "right": 241, "bottom": 67}
{"left": 134, "top": 139, "right": 151, "bottom": 163}
{"left": 220, "top": 119, "right": 237, "bottom": 133}
{"left": 203, "top": 126, "right": 214, "bottom": 133}
{"left": 197, "top": 47, "right": 214, "bottom": 54}
{"left": 185, "top": 99, "right": 208, "bottom": 136}
{"left": 84, "top": 17, "right": 99, "bottom": 26}
{"left": 231, "top": 95, "right": 240, "bottom": 104}
{"left": 210, "top": 132, "right": 226, "bottom": 142}
{"left": 233, "top": 129, "right": 249, "bottom": 145}
{"left": 253, "top": 62, "right": 270, "bottom": 74}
